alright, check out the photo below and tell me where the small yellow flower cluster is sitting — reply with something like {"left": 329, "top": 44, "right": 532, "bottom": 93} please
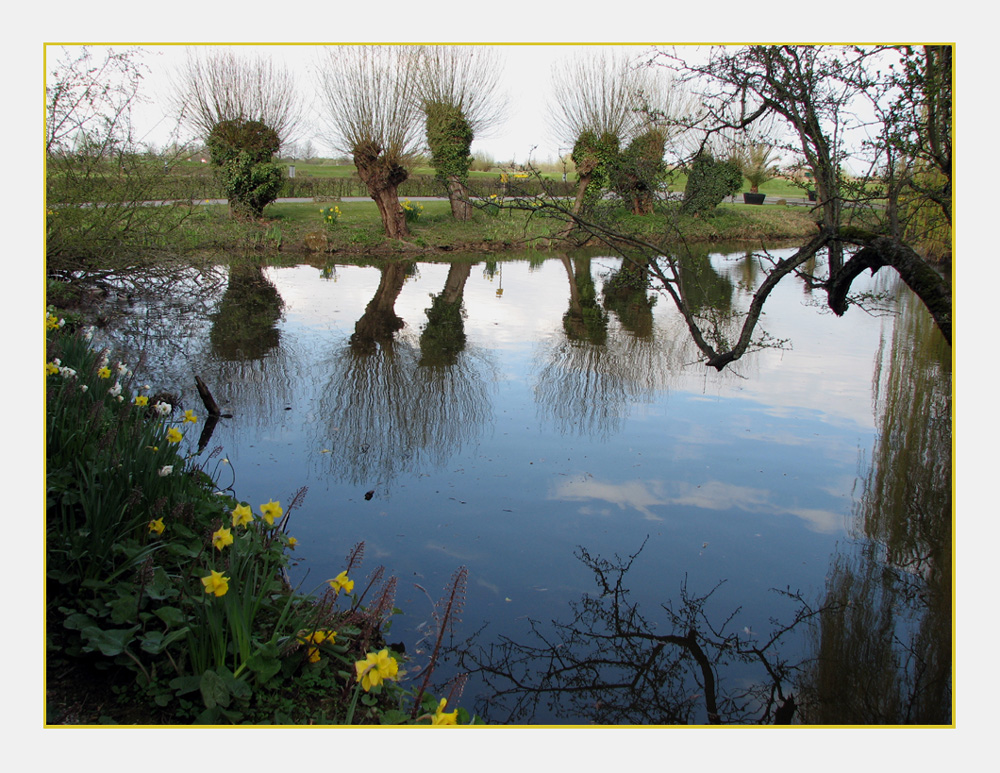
{"left": 229, "top": 499, "right": 287, "bottom": 529}
{"left": 45, "top": 312, "right": 64, "bottom": 331}
{"left": 320, "top": 206, "right": 342, "bottom": 225}
{"left": 302, "top": 629, "right": 337, "bottom": 663}
{"left": 354, "top": 648, "right": 399, "bottom": 691}
{"left": 401, "top": 199, "right": 424, "bottom": 221}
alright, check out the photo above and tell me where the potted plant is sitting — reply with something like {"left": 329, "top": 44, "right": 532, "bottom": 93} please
{"left": 804, "top": 170, "right": 817, "bottom": 201}
{"left": 739, "top": 143, "right": 779, "bottom": 205}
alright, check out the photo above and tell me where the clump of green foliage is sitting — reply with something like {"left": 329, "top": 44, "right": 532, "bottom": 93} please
{"left": 572, "top": 130, "right": 621, "bottom": 211}
{"left": 425, "top": 100, "right": 474, "bottom": 187}
{"left": 610, "top": 129, "right": 669, "bottom": 215}
{"left": 206, "top": 119, "right": 283, "bottom": 218}
{"left": 45, "top": 313, "right": 477, "bottom": 725}
{"left": 681, "top": 152, "right": 743, "bottom": 215}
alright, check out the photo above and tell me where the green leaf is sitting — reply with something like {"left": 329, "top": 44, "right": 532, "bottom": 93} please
{"left": 139, "top": 627, "right": 189, "bottom": 655}
{"left": 145, "top": 567, "right": 178, "bottom": 600}
{"left": 153, "top": 606, "right": 187, "bottom": 628}
{"left": 169, "top": 675, "right": 202, "bottom": 696}
{"left": 108, "top": 595, "right": 138, "bottom": 625}
{"left": 81, "top": 625, "right": 139, "bottom": 657}
{"left": 200, "top": 669, "right": 230, "bottom": 710}
{"left": 229, "top": 678, "right": 252, "bottom": 703}
{"left": 246, "top": 642, "right": 281, "bottom": 685}
{"left": 63, "top": 612, "right": 95, "bottom": 631}
{"left": 379, "top": 709, "right": 410, "bottom": 725}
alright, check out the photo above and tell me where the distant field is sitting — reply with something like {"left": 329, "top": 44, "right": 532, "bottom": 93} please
{"left": 58, "top": 158, "right": 814, "bottom": 203}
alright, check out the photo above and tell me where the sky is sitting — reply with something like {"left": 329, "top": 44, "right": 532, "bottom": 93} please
{"left": 51, "top": 43, "right": 678, "bottom": 165}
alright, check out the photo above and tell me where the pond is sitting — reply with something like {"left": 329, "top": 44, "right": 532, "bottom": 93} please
{"left": 91, "top": 245, "right": 951, "bottom": 725}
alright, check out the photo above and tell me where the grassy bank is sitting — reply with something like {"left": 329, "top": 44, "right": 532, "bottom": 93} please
{"left": 170, "top": 198, "right": 820, "bottom": 259}
{"left": 45, "top": 315, "right": 474, "bottom": 725}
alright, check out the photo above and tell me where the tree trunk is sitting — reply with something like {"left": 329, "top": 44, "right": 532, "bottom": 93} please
{"left": 446, "top": 176, "right": 473, "bottom": 221}
{"left": 572, "top": 173, "right": 592, "bottom": 214}
{"left": 370, "top": 185, "right": 410, "bottom": 239}
{"left": 828, "top": 236, "right": 951, "bottom": 345}
{"left": 354, "top": 143, "right": 411, "bottom": 239}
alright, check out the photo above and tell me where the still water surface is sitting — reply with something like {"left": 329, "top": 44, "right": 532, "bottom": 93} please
{"left": 96, "top": 247, "right": 951, "bottom": 724}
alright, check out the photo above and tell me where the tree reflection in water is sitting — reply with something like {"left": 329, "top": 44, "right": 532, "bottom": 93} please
{"left": 314, "top": 261, "right": 495, "bottom": 489}
{"left": 534, "top": 254, "right": 703, "bottom": 440}
{"left": 457, "top": 540, "right": 817, "bottom": 725}
{"left": 462, "top": 270, "right": 952, "bottom": 725}
{"left": 796, "top": 273, "right": 952, "bottom": 724}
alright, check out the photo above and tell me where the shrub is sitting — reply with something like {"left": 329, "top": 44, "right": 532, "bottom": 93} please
{"left": 681, "top": 152, "right": 744, "bottom": 215}
{"left": 207, "top": 120, "right": 283, "bottom": 218}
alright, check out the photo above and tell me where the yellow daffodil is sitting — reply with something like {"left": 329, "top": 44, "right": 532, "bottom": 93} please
{"left": 354, "top": 648, "right": 399, "bottom": 691}
{"left": 183, "top": 409, "right": 198, "bottom": 423}
{"left": 303, "top": 629, "right": 336, "bottom": 663}
{"left": 201, "top": 569, "right": 230, "bottom": 597}
{"left": 148, "top": 517, "right": 165, "bottom": 536}
{"left": 212, "top": 526, "right": 233, "bottom": 551}
{"left": 260, "top": 499, "right": 283, "bottom": 526}
{"left": 134, "top": 395, "right": 149, "bottom": 407}
{"left": 166, "top": 427, "right": 183, "bottom": 444}
{"left": 46, "top": 314, "right": 60, "bottom": 331}
{"left": 97, "top": 367, "right": 111, "bottom": 379}
{"left": 328, "top": 570, "right": 354, "bottom": 595}
{"left": 431, "top": 698, "right": 459, "bottom": 725}
{"left": 46, "top": 362, "right": 59, "bottom": 375}
{"left": 231, "top": 503, "right": 253, "bottom": 528}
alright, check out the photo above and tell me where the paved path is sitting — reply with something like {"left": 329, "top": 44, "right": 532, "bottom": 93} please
{"left": 141, "top": 194, "right": 818, "bottom": 208}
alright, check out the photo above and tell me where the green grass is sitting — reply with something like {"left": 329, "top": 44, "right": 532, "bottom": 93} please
{"left": 164, "top": 196, "right": 819, "bottom": 261}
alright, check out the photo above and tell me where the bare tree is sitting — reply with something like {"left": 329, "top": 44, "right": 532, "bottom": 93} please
{"left": 170, "top": 48, "right": 302, "bottom": 217}
{"left": 45, "top": 46, "right": 192, "bottom": 265}
{"left": 171, "top": 47, "right": 301, "bottom": 148}
{"left": 548, "top": 49, "right": 693, "bottom": 214}
{"left": 415, "top": 46, "right": 508, "bottom": 220}
{"left": 317, "top": 45, "right": 424, "bottom": 239}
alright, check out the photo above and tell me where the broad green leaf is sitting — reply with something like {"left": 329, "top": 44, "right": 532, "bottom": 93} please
{"left": 200, "top": 669, "right": 230, "bottom": 710}
{"left": 145, "top": 567, "right": 179, "bottom": 600}
{"left": 81, "top": 625, "right": 138, "bottom": 657}
{"left": 108, "top": 595, "right": 138, "bottom": 625}
{"left": 169, "top": 675, "right": 202, "bottom": 696}
{"left": 153, "top": 606, "right": 187, "bottom": 628}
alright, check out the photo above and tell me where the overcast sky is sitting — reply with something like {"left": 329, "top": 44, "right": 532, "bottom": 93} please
{"left": 52, "top": 43, "right": 680, "bottom": 165}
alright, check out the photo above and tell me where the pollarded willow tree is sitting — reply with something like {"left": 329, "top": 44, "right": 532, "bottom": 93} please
{"left": 318, "top": 46, "right": 424, "bottom": 239}
{"left": 171, "top": 48, "right": 302, "bottom": 218}
{"left": 548, "top": 49, "right": 695, "bottom": 215}
{"left": 416, "top": 46, "right": 508, "bottom": 221}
